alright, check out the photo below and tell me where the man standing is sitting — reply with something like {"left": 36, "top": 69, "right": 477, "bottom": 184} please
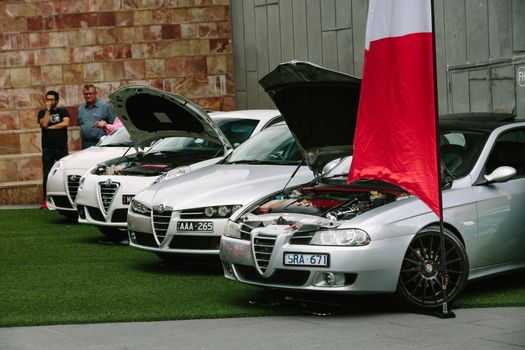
{"left": 38, "top": 90, "right": 70, "bottom": 209}
{"left": 77, "top": 84, "right": 115, "bottom": 149}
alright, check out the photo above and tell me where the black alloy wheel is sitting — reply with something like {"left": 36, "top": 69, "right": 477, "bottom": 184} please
{"left": 397, "top": 225, "right": 469, "bottom": 310}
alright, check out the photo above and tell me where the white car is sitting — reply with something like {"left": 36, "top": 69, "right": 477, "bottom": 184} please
{"left": 45, "top": 127, "right": 134, "bottom": 219}
{"left": 75, "top": 85, "right": 282, "bottom": 237}
{"left": 127, "top": 122, "right": 315, "bottom": 261}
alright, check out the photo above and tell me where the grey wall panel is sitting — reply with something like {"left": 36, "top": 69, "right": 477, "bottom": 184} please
{"left": 450, "top": 71, "right": 470, "bottom": 112}
{"left": 322, "top": 31, "right": 338, "bottom": 70}
{"left": 491, "top": 65, "right": 516, "bottom": 113}
{"left": 292, "top": 0, "right": 308, "bottom": 60}
{"left": 466, "top": 0, "right": 489, "bottom": 62}
{"left": 444, "top": 1, "right": 467, "bottom": 66}
{"left": 488, "top": 0, "right": 512, "bottom": 59}
{"left": 513, "top": 0, "right": 525, "bottom": 51}
{"left": 321, "top": 0, "right": 336, "bottom": 30}
{"left": 468, "top": 69, "right": 490, "bottom": 112}
{"left": 267, "top": 4, "right": 282, "bottom": 70}
{"left": 351, "top": 0, "right": 368, "bottom": 75}
{"left": 306, "top": 0, "right": 323, "bottom": 65}
{"left": 337, "top": 29, "right": 354, "bottom": 74}
{"left": 280, "top": 0, "right": 295, "bottom": 62}
{"left": 243, "top": 0, "right": 257, "bottom": 72}
{"left": 231, "top": 1, "right": 246, "bottom": 91}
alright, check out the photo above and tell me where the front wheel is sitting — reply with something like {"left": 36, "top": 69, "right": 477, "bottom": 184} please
{"left": 396, "top": 226, "right": 469, "bottom": 311}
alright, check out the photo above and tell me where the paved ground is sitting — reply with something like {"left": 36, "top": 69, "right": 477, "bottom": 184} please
{"left": 1, "top": 307, "right": 524, "bottom": 350}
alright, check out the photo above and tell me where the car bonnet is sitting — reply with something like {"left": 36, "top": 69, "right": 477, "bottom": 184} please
{"left": 109, "top": 85, "right": 232, "bottom": 151}
{"left": 259, "top": 61, "right": 361, "bottom": 175}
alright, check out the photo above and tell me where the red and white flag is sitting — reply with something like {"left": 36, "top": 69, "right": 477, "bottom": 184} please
{"left": 347, "top": 0, "right": 440, "bottom": 217}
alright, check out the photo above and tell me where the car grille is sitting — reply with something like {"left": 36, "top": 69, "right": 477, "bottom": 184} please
{"left": 253, "top": 234, "right": 277, "bottom": 273}
{"left": 67, "top": 175, "right": 82, "bottom": 202}
{"left": 168, "top": 236, "right": 220, "bottom": 250}
{"left": 179, "top": 208, "right": 206, "bottom": 219}
{"left": 133, "top": 231, "right": 158, "bottom": 248}
{"left": 289, "top": 230, "right": 315, "bottom": 245}
{"left": 153, "top": 209, "right": 172, "bottom": 243}
{"left": 111, "top": 209, "right": 128, "bottom": 223}
{"left": 239, "top": 222, "right": 260, "bottom": 240}
{"left": 50, "top": 195, "right": 72, "bottom": 209}
{"left": 234, "top": 265, "right": 310, "bottom": 286}
{"left": 99, "top": 182, "right": 120, "bottom": 213}
{"left": 87, "top": 206, "right": 105, "bottom": 222}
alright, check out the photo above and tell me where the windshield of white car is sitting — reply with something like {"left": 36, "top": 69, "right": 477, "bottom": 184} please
{"left": 97, "top": 127, "right": 132, "bottom": 147}
{"left": 147, "top": 137, "right": 223, "bottom": 155}
{"left": 223, "top": 125, "right": 303, "bottom": 165}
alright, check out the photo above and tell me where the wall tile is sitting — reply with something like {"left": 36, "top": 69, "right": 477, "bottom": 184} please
{"left": 0, "top": 159, "right": 18, "bottom": 182}
{"left": 206, "top": 55, "right": 226, "bottom": 74}
{"left": 19, "top": 131, "right": 41, "bottom": 154}
{"left": 17, "top": 157, "right": 42, "bottom": 181}
{"left": 41, "top": 65, "right": 63, "bottom": 85}
{"left": 0, "top": 111, "right": 18, "bottom": 130}
{"left": 104, "top": 61, "right": 125, "bottom": 81}
{"left": 19, "top": 109, "right": 36, "bottom": 129}
{"left": 0, "top": 134, "right": 20, "bottom": 155}
{"left": 10, "top": 67, "right": 31, "bottom": 87}
{"left": 115, "top": 11, "right": 134, "bottom": 26}
{"left": 134, "top": 10, "right": 153, "bottom": 26}
{"left": 124, "top": 60, "right": 145, "bottom": 80}
{"left": 0, "top": 69, "right": 11, "bottom": 88}
{"left": 145, "top": 59, "right": 166, "bottom": 78}
{"left": 84, "top": 63, "right": 104, "bottom": 82}
{"left": 30, "top": 66, "right": 42, "bottom": 86}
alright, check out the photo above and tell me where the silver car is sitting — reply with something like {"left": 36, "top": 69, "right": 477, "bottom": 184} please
{"left": 127, "top": 122, "right": 314, "bottom": 260}
{"left": 220, "top": 61, "right": 525, "bottom": 311}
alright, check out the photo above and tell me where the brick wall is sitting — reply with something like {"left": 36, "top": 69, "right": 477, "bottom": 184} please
{"left": 0, "top": 0, "right": 234, "bottom": 205}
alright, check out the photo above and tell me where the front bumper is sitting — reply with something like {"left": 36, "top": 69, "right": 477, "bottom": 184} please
{"left": 128, "top": 208, "right": 229, "bottom": 256}
{"left": 46, "top": 170, "right": 84, "bottom": 212}
{"left": 76, "top": 175, "right": 157, "bottom": 228}
{"left": 220, "top": 233, "right": 412, "bottom": 294}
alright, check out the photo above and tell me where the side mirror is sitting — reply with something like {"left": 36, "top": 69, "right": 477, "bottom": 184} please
{"left": 484, "top": 166, "right": 516, "bottom": 183}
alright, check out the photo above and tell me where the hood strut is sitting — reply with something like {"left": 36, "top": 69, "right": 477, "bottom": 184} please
{"left": 281, "top": 159, "right": 305, "bottom": 192}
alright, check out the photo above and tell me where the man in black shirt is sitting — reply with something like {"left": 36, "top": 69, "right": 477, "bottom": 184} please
{"left": 38, "top": 91, "right": 70, "bottom": 209}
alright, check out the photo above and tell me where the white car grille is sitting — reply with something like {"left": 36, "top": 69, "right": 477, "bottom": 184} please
{"left": 67, "top": 175, "right": 81, "bottom": 202}
{"left": 253, "top": 234, "right": 276, "bottom": 273}
{"left": 153, "top": 210, "right": 172, "bottom": 243}
{"left": 98, "top": 182, "right": 120, "bottom": 213}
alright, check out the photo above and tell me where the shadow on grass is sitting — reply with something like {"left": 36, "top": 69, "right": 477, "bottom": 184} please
{"left": 131, "top": 255, "right": 224, "bottom": 276}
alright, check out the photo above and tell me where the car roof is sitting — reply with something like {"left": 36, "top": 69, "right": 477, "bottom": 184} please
{"left": 439, "top": 113, "right": 520, "bottom": 132}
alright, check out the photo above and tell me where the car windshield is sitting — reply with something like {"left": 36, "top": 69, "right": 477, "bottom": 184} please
{"left": 224, "top": 125, "right": 303, "bottom": 165}
{"left": 97, "top": 127, "right": 132, "bottom": 147}
{"left": 214, "top": 118, "right": 259, "bottom": 147}
{"left": 147, "top": 136, "right": 223, "bottom": 155}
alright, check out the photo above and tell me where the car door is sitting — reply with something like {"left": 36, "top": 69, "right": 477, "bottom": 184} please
{"left": 473, "top": 127, "right": 525, "bottom": 268}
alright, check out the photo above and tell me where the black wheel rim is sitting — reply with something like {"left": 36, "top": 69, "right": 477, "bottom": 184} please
{"left": 398, "top": 231, "right": 467, "bottom": 308}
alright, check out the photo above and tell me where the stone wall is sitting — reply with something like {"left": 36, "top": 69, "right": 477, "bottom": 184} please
{"left": 0, "top": 0, "right": 234, "bottom": 205}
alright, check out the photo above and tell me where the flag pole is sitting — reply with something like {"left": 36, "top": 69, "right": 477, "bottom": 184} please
{"left": 430, "top": 0, "right": 455, "bottom": 319}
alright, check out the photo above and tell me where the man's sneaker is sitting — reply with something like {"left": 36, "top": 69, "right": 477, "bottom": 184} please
{"left": 41, "top": 200, "right": 47, "bottom": 209}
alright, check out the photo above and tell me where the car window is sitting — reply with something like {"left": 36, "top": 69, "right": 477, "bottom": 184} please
{"left": 485, "top": 128, "right": 525, "bottom": 177}
{"left": 215, "top": 118, "right": 259, "bottom": 147}
{"left": 439, "top": 130, "right": 488, "bottom": 178}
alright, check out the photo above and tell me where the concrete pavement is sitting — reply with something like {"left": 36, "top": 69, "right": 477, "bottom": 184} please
{"left": 1, "top": 307, "right": 524, "bottom": 350}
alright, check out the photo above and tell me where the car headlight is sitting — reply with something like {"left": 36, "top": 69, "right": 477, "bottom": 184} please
{"left": 224, "top": 220, "right": 241, "bottom": 238}
{"left": 310, "top": 229, "right": 370, "bottom": 246}
{"left": 202, "top": 205, "right": 242, "bottom": 218}
{"left": 48, "top": 160, "right": 64, "bottom": 178}
{"left": 130, "top": 198, "right": 151, "bottom": 216}
{"left": 151, "top": 166, "right": 190, "bottom": 185}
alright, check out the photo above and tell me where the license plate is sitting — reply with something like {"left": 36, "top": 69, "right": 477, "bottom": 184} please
{"left": 122, "top": 194, "right": 134, "bottom": 205}
{"left": 284, "top": 253, "right": 329, "bottom": 267}
{"left": 177, "top": 221, "right": 213, "bottom": 232}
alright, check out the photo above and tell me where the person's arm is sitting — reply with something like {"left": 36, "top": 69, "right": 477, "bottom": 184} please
{"left": 46, "top": 116, "right": 70, "bottom": 129}
{"left": 39, "top": 110, "right": 50, "bottom": 129}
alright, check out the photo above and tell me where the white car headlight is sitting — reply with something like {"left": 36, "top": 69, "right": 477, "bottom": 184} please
{"left": 130, "top": 198, "right": 151, "bottom": 216}
{"left": 48, "top": 160, "right": 64, "bottom": 179}
{"left": 310, "top": 229, "right": 370, "bottom": 246}
{"left": 224, "top": 220, "right": 241, "bottom": 238}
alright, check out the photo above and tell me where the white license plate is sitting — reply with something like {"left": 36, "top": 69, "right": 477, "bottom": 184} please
{"left": 177, "top": 221, "right": 213, "bottom": 232}
{"left": 284, "top": 253, "right": 329, "bottom": 267}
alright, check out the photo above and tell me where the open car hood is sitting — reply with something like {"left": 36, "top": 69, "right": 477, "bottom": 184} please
{"left": 109, "top": 85, "right": 232, "bottom": 150}
{"left": 259, "top": 61, "right": 361, "bottom": 174}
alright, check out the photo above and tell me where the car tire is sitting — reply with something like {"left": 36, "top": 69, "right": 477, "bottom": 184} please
{"left": 396, "top": 225, "right": 469, "bottom": 311}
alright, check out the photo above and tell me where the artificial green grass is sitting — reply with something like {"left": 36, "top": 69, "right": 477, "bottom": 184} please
{"left": 1, "top": 209, "right": 524, "bottom": 327}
